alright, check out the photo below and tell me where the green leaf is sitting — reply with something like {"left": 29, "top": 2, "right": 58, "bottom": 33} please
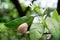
{"left": 0, "top": 23, "right": 7, "bottom": 29}
{"left": 20, "top": 3, "right": 27, "bottom": 11}
{"left": 35, "top": 8, "right": 42, "bottom": 16}
{"left": 33, "top": 4, "right": 42, "bottom": 16}
{"left": 26, "top": 8, "right": 34, "bottom": 16}
{"left": 30, "top": 23, "right": 44, "bottom": 40}
{"left": 5, "top": 16, "right": 34, "bottom": 29}
{"left": 44, "top": 8, "right": 52, "bottom": 16}
{"left": 46, "top": 18, "right": 60, "bottom": 40}
{"left": 0, "top": 23, "right": 7, "bottom": 32}
{"left": 42, "top": 18, "right": 47, "bottom": 28}
{"left": 52, "top": 9, "right": 59, "bottom": 22}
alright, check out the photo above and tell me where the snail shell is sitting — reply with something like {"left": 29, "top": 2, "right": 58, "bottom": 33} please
{"left": 17, "top": 23, "right": 28, "bottom": 33}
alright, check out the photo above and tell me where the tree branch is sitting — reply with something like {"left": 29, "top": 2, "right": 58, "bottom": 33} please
{"left": 57, "top": 0, "right": 60, "bottom": 14}
{"left": 10, "top": 0, "right": 26, "bottom": 17}
{"left": 24, "top": 6, "right": 30, "bottom": 14}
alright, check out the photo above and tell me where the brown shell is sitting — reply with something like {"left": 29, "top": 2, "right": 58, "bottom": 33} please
{"left": 17, "top": 23, "right": 28, "bottom": 33}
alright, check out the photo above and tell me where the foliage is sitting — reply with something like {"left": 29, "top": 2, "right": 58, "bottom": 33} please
{"left": 5, "top": 16, "right": 34, "bottom": 29}
{"left": 30, "top": 23, "right": 44, "bottom": 40}
{"left": 0, "top": 0, "right": 60, "bottom": 40}
{"left": 46, "top": 18, "right": 60, "bottom": 40}
{"left": 3, "top": 9, "right": 60, "bottom": 40}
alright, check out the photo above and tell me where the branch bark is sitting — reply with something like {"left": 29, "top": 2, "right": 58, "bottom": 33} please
{"left": 57, "top": 0, "right": 60, "bottom": 14}
{"left": 10, "top": 0, "right": 32, "bottom": 17}
{"left": 10, "top": 0, "right": 26, "bottom": 17}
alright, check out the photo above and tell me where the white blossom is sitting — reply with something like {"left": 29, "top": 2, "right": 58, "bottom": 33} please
{"left": 3, "top": 3, "right": 8, "bottom": 9}
{"left": 40, "top": 0, "right": 58, "bottom": 8}
{"left": 19, "top": 0, "right": 34, "bottom": 10}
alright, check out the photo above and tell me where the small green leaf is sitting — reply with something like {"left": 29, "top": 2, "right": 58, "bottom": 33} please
{"left": 46, "top": 18, "right": 60, "bottom": 40}
{"left": 20, "top": 3, "right": 27, "bottom": 11}
{"left": 0, "top": 23, "right": 7, "bottom": 32}
{"left": 5, "top": 16, "right": 34, "bottom": 29}
{"left": 26, "top": 8, "right": 34, "bottom": 16}
{"left": 42, "top": 18, "right": 47, "bottom": 28}
{"left": 52, "top": 9, "right": 59, "bottom": 22}
{"left": 30, "top": 23, "right": 44, "bottom": 40}
{"left": 44, "top": 8, "right": 52, "bottom": 16}
{"left": 35, "top": 8, "right": 42, "bottom": 16}
{"left": 33, "top": 4, "right": 42, "bottom": 16}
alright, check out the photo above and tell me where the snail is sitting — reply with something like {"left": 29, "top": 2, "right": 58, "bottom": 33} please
{"left": 17, "top": 23, "right": 28, "bottom": 33}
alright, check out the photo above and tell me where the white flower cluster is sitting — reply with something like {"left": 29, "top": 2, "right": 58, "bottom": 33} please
{"left": 19, "top": 0, "right": 58, "bottom": 8}
{"left": 0, "top": 3, "right": 8, "bottom": 9}
{"left": 40, "top": 0, "right": 58, "bottom": 8}
{"left": 19, "top": 0, "right": 34, "bottom": 10}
